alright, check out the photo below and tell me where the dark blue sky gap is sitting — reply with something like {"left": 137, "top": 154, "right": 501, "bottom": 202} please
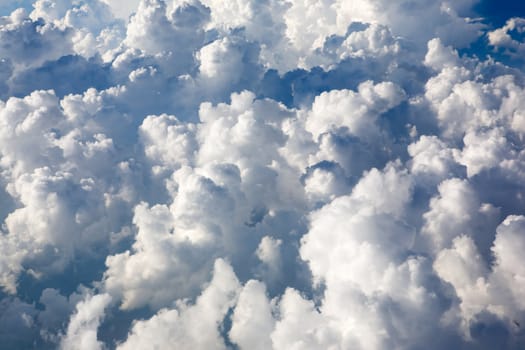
{"left": 476, "top": 0, "right": 525, "bottom": 27}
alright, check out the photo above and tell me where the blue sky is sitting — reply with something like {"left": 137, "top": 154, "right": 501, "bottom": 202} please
{"left": 476, "top": 0, "right": 525, "bottom": 26}
{"left": 0, "top": 0, "right": 33, "bottom": 15}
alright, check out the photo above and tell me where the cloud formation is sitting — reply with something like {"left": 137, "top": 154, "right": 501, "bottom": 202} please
{"left": 1, "top": 0, "right": 525, "bottom": 349}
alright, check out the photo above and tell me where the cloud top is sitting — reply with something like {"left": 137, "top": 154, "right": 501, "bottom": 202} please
{"left": 1, "top": 0, "right": 525, "bottom": 349}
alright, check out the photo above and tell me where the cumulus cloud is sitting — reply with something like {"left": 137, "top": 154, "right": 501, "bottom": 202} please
{"left": 59, "top": 293, "right": 112, "bottom": 350}
{"left": 116, "top": 258, "right": 240, "bottom": 350}
{"left": 100, "top": 0, "right": 140, "bottom": 20}
{"left": 434, "top": 215, "right": 525, "bottom": 341}
{"left": 1, "top": 0, "right": 525, "bottom": 349}
{"left": 488, "top": 17, "right": 525, "bottom": 60}
{"left": 229, "top": 279, "right": 275, "bottom": 350}
{"left": 0, "top": 8, "right": 73, "bottom": 69}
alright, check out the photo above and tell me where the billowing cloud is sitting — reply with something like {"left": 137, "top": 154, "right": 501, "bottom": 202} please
{"left": 59, "top": 293, "right": 112, "bottom": 350}
{"left": 1, "top": 0, "right": 525, "bottom": 349}
{"left": 116, "top": 258, "right": 240, "bottom": 350}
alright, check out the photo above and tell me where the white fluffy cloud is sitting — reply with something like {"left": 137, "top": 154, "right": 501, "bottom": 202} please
{"left": 229, "top": 280, "right": 275, "bottom": 350}
{"left": 60, "top": 293, "right": 112, "bottom": 350}
{"left": 0, "top": 8, "right": 73, "bottom": 68}
{"left": 100, "top": 0, "right": 141, "bottom": 19}
{"left": 488, "top": 17, "right": 525, "bottom": 59}
{"left": 434, "top": 215, "right": 525, "bottom": 338}
{"left": 306, "top": 81, "right": 405, "bottom": 140}
{"left": 421, "top": 178, "right": 499, "bottom": 252}
{"left": 116, "top": 258, "right": 240, "bottom": 350}
{"left": 1, "top": 0, "right": 525, "bottom": 349}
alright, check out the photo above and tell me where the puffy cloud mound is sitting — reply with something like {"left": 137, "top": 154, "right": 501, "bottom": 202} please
{"left": 116, "top": 258, "right": 240, "bottom": 350}
{"left": 1, "top": 0, "right": 525, "bottom": 349}
{"left": 60, "top": 293, "right": 112, "bottom": 350}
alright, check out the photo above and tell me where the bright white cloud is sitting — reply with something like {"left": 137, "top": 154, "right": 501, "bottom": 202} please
{"left": 116, "top": 258, "right": 240, "bottom": 350}
{"left": 1, "top": 0, "right": 525, "bottom": 349}
{"left": 101, "top": 0, "right": 141, "bottom": 19}
{"left": 488, "top": 17, "right": 525, "bottom": 59}
{"left": 59, "top": 293, "right": 112, "bottom": 350}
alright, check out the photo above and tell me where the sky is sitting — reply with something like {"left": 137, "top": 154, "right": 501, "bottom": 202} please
{"left": 475, "top": 1, "right": 525, "bottom": 26}
{"left": 1, "top": 0, "right": 525, "bottom": 349}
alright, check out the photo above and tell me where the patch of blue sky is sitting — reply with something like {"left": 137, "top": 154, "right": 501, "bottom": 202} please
{"left": 460, "top": 1, "right": 525, "bottom": 68}
{"left": 0, "top": 0, "right": 33, "bottom": 16}
{"left": 475, "top": 0, "right": 525, "bottom": 27}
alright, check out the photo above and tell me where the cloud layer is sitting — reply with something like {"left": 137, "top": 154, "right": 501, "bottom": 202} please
{"left": 1, "top": 0, "right": 525, "bottom": 349}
